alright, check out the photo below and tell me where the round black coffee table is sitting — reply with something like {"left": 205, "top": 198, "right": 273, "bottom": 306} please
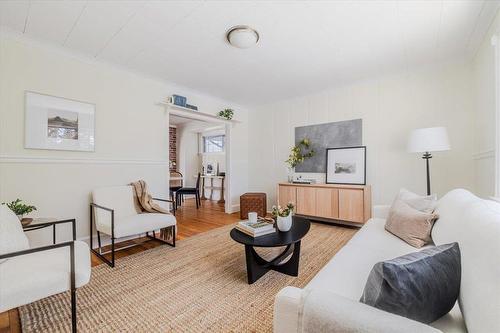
{"left": 230, "top": 216, "right": 311, "bottom": 284}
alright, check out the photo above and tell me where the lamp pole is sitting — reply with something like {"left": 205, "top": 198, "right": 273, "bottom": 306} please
{"left": 422, "top": 152, "right": 432, "bottom": 195}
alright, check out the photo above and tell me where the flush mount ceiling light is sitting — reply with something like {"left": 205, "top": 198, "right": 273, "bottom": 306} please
{"left": 226, "top": 25, "right": 259, "bottom": 49}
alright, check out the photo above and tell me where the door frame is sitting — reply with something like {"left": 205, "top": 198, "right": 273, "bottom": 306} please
{"left": 166, "top": 106, "right": 233, "bottom": 213}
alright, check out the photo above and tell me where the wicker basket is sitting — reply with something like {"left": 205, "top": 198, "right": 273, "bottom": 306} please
{"left": 240, "top": 193, "right": 267, "bottom": 219}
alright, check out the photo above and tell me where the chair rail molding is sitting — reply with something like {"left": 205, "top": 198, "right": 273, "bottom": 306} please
{"left": 473, "top": 149, "right": 495, "bottom": 160}
{"left": 0, "top": 155, "right": 168, "bottom": 165}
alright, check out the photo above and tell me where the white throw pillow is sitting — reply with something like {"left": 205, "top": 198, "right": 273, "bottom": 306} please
{"left": 0, "top": 205, "right": 30, "bottom": 263}
{"left": 433, "top": 189, "right": 500, "bottom": 333}
{"left": 396, "top": 188, "right": 437, "bottom": 213}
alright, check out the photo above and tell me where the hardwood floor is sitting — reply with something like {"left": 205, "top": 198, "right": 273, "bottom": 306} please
{"left": 1, "top": 199, "right": 240, "bottom": 333}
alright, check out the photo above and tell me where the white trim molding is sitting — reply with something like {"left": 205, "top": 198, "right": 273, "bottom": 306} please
{"left": 0, "top": 155, "right": 168, "bottom": 165}
{"left": 473, "top": 149, "right": 495, "bottom": 160}
{"left": 493, "top": 35, "right": 500, "bottom": 196}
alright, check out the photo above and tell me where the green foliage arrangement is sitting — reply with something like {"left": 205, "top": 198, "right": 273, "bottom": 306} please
{"left": 285, "top": 138, "right": 315, "bottom": 168}
{"left": 2, "top": 199, "right": 37, "bottom": 216}
{"left": 271, "top": 202, "right": 295, "bottom": 218}
{"left": 218, "top": 108, "right": 234, "bottom": 120}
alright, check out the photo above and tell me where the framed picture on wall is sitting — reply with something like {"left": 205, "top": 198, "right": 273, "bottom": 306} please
{"left": 25, "top": 91, "right": 95, "bottom": 151}
{"left": 326, "top": 146, "right": 366, "bottom": 185}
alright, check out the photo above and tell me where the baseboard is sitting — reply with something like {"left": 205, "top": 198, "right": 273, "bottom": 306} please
{"left": 229, "top": 204, "right": 240, "bottom": 214}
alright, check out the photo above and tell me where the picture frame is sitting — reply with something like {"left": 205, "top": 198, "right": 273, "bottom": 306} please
{"left": 326, "top": 146, "right": 366, "bottom": 185}
{"left": 25, "top": 91, "right": 95, "bottom": 152}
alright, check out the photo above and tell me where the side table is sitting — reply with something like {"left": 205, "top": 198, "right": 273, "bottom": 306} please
{"left": 22, "top": 218, "right": 76, "bottom": 244}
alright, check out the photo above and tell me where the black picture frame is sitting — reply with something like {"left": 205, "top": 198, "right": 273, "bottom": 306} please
{"left": 326, "top": 146, "right": 366, "bottom": 185}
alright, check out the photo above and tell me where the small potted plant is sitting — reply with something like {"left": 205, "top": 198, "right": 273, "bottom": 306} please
{"left": 285, "top": 138, "right": 315, "bottom": 182}
{"left": 2, "top": 199, "right": 37, "bottom": 220}
{"left": 218, "top": 108, "right": 234, "bottom": 120}
{"left": 271, "top": 202, "right": 295, "bottom": 232}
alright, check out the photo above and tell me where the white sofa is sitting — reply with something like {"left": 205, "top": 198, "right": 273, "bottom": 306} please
{"left": 0, "top": 205, "right": 90, "bottom": 333}
{"left": 274, "top": 189, "right": 500, "bottom": 333}
{"left": 90, "top": 185, "right": 176, "bottom": 267}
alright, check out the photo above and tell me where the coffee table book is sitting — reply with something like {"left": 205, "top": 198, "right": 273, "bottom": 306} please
{"left": 236, "top": 220, "right": 275, "bottom": 237}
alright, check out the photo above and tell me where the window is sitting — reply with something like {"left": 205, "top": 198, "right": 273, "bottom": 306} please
{"left": 203, "top": 135, "right": 225, "bottom": 153}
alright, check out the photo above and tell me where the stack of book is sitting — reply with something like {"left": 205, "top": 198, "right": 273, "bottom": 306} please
{"left": 235, "top": 219, "right": 276, "bottom": 238}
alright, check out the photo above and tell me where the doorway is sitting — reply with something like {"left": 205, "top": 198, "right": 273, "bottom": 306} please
{"left": 168, "top": 113, "right": 232, "bottom": 216}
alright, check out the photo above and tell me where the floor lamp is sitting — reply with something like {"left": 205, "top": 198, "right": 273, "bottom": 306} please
{"left": 408, "top": 127, "right": 451, "bottom": 195}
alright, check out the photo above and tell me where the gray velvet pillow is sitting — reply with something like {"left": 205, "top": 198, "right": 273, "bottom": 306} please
{"left": 360, "top": 243, "right": 461, "bottom": 324}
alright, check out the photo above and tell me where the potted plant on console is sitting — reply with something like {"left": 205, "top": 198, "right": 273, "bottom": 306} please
{"left": 272, "top": 203, "right": 295, "bottom": 232}
{"left": 285, "top": 138, "right": 315, "bottom": 183}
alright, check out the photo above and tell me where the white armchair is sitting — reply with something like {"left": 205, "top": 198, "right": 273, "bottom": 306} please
{"left": 0, "top": 205, "right": 90, "bottom": 333}
{"left": 90, "top": 185, "right": 176, "bottom": 267}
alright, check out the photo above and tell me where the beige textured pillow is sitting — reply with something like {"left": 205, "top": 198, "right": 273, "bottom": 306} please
{"left": 385, "top": 200, "right": 438, "bottom": 248}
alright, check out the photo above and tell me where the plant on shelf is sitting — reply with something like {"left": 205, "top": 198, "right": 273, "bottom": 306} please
{"left": 285, "top": 138, "right": 315, "bottom": 182}
{"left": 218, "top": 108, "right": 234, "bottom": 120}
{"left": 2, "top": 199, "right": 37, "bottom": 219}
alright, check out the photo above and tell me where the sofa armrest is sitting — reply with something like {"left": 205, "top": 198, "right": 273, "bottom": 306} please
{"left": 274, "top": 287, "right": 302, "bottom": 333}
{"left": 299, "top": 290, "right": 441, "bottom": 333}
{"left": 372, "top": 205, "right": 391, "bottom": 219}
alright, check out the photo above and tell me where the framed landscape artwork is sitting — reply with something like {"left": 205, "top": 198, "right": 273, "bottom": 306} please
{"left": 25, "top": 91, "right": 95, "bottom": 151}
{"left": 326, "top": 146, "right": 366, "bottom": 185}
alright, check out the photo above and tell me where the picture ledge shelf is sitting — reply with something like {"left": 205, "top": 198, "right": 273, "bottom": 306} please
{"left": 159, "top": 102, "right": 241, "bottom": 124}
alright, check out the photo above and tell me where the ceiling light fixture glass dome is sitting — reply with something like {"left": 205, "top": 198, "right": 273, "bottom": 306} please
{"left": 226, "top": 25, "right": 259, "bottom": 49}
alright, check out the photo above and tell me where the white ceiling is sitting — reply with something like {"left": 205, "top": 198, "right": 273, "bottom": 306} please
{"left": 1, "top": 1, "right": 499, "bottom": 106}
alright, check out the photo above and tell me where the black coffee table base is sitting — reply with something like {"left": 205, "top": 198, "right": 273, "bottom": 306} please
{"left": 244, "top": 241, "right": 301, "bottom": 284}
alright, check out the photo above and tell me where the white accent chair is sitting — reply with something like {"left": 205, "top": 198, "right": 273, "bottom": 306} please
{"left": 90, "top": 185, "right": 176, "bottom": 267}
{"left": 0, "top": 205, "right": 91, "bottom": 333}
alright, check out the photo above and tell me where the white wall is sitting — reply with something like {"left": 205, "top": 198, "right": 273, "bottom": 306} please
{"left": 176, "top": 126, "right": 200, "bottom": 188}
{"left": 248, "top": 62, "right": 476, "bottom": 207}
{"left": 0, "top": 34, "right": 248, "bottom": 245}
{"left": 472, "top": 10, "right": 500, "bottom": 198}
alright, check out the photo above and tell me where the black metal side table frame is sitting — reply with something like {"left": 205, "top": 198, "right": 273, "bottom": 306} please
{"left": 23, "top": 219, "right": 76, "bottom": 243}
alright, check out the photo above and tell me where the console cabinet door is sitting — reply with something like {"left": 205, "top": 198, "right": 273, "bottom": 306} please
{"left": 278, "top": 185, "right": 297, "bottom": 207}
{"left": 296, "top": 187, "right": 317, "bottom": 216}
{"left": 316, "top": 188, "right": 339, "bottom": 219}
{"left": 338, "top": 189, "right": 364, "bottom": 223}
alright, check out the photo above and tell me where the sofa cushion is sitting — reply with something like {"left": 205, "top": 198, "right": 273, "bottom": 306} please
{"left": 385, "top": 200, "right": 438, "bottom": 248}
{"left": 96, "top": 212, "right": 176, "bottom": 238}
{"left": 360, "top": 242, "right": 461, "bottom": 324}
{"left": 0, "top": 240, "right": 90, "bottom": 312}
{"left": 306, "top": 218, "right": 426, "bottom": 299}
{"left": 433, "top": 189, "right": 500, "bottom": 333}
{"left": 0, "top": 205, "right": 30, "bottom": 262}
{"left": 305, "top": 218, "right": 466, "bottom": 332}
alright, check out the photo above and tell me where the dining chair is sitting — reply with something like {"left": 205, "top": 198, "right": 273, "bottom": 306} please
{"left": 169, "top": 171, "right": 183, "bottom": 209}
{"left": 176, "top": 173, "right": 201, "bottom": 209}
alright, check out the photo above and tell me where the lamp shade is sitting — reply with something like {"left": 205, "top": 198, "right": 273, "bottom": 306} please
{"left": 407, "top": 127, "right": 450, "bottom": 153}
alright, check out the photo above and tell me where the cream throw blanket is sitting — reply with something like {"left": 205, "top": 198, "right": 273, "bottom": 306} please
{"left": 130, "top": 180, "right": 173, "bottom": 239}
{"left": 130, "top": 180, "right": 170, "bottom": 215}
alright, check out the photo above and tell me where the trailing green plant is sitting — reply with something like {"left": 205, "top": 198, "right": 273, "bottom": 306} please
{"left": 2, "top": 199, "right": 37, "bottom": 216}
{"left": 271, "top": 202, "right": 295, "bottom": 218}
{"left": 285, "top": 138, "right": 315, "bottom": 168}
{"left": 218, "top": 108, "right": 234, "bottom": 120}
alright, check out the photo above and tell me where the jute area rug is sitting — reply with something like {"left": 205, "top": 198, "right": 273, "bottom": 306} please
{"left": 19, "top": 223, "right": 357, "bottom": 332}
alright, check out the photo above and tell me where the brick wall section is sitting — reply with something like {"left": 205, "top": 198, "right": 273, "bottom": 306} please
{"left": 169, "top": 126, "right": 176, "bottom": 171}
